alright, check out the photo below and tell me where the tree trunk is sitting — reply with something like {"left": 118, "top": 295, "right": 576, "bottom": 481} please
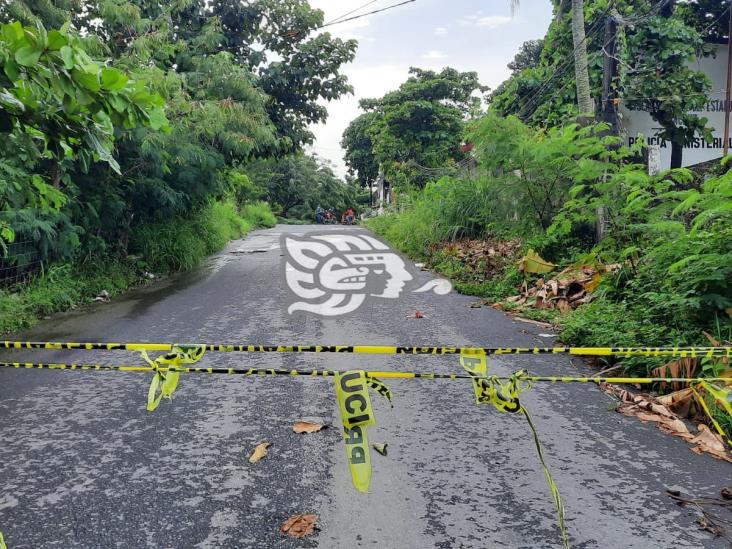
{"left": 50, "top": 159, "right": 61, "bottom": 188}
{"left": 555, "top": 0, "right": 568, "bottom": 23}
{"left": 670, "top": 141, "right": 683, "bottom": 169}
{"left": 571, "top": 0, "right": 594, "bottom": 117}
{"left": 600, "top": 16, "right": 619, "bottom": 134}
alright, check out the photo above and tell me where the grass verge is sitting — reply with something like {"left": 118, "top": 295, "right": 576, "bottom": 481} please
{"left": 0, "top": 200, "right": 276, "bottom": 333}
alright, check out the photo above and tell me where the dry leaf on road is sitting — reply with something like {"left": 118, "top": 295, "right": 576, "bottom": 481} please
{"left": 248, "top": 441, "right": 271, "bottom": 463}
{"left": 690, "top": 424, "right": 727, "bottom": 454}
{"left": 280, "top": 513, "right": 318, "bottom": 538}
{"left": 292, "top": 421, "right": 325, "bottom": 434}
{"left": 602, "top": 383, "right": 732, "bottom": 463}
{"left": 406, "top": 310, "right": 426, "bottom": 319}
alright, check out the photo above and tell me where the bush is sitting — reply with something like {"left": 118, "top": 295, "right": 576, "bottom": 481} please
{"left": 130, "top": 199, "right": 274, "bottom": 272}
{"left": 0, "top": 199, "right": 277, "bottom": 334}
{"left": 0, "top": 261, "right": 138, "bottom": 333}
{"left": 241, "top": 201, "right": 277, "bottom": 229}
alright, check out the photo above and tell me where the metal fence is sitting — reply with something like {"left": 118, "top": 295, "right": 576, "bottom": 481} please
{"left": 0, "top": 240, "right": 41, "bottom": 288}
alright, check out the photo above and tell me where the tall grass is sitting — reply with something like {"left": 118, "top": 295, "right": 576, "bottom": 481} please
{"left": 0, "top": 200, "right": 277, "bottom": 333}
{"left": 130, "top": 199, "right": 274, "bottom": 272}
{"left": 367, "top": 176, "right": 515, "bottom": 258}
{"left": 241, "top": 200, "right": 277, "bottom": 229}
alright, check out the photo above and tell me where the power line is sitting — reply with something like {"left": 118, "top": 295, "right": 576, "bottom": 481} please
{"left": 698, "top": 4, "right": 731, "bottom": 38}
{"left": 319, "top": 0, "right": 416, "bottom": 29}
{"left": 324, "top": 0, "right": 383, "bottom": 26}
{"left": 515, "top": 1, "right": 616, "bottom": 118}
{"left": 516, "top": 0, "right": 677, "bottom": 121}
{"left": 516, "top": 13, "right": 610, "bottom": 119}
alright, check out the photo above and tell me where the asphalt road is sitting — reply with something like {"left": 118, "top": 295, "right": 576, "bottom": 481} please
{"left": 0, "top": 224, "right": 729, "bottom": 548}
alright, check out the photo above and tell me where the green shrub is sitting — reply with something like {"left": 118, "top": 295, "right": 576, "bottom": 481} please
{"left": 130, "top": 199, "right": 275, "bottom": 272}
{"left": 0, "top": 199, "right": 277, "bottom": 333}
{"left": 0, "top": 261, "right": 138, "bottom": 333}
{"left": 241, "top": 201, "right": 277, "bottom": 229}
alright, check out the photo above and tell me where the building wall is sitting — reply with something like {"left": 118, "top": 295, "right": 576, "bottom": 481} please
{"left": 619, "top": 44, "right": 730, "bottom": 169}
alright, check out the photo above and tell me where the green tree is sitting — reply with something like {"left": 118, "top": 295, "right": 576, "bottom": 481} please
{"left": 0, "top": 20, "right": 166, "bottom": 252}
{"left": 507, "top": 39, "right": 544, "bottom": 75}
{"left": 341, "top": 111, "right": 380, "bottom": 188}
{"left": 248, "top": 154, "right": 362, "bottom": 219}
{"left": 84, "top": 0, "right": 357, "bottom": 150}
{"left": 352, "top": 67, "right": 487, "bottom": 188}
{"left": 622, "top": 15, "right": 712, "bottom": 168}
{"left": 678, "top": 0, "right": 730, "bottom": 44}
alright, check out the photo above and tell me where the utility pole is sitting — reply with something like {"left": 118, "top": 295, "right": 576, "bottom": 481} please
{"left": 601, "top": 15, "right": 619, "bottom": 134}
{"left": 724, "top": 1, "right": 732, "bottom": 157}
{"left": 571, "top": 0, "right": 595, "bottom": 118}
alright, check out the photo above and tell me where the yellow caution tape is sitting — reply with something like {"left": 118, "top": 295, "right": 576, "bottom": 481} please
{"left": 139, "top": 345, "right": 206, "bottom": 411}
{"left": 692, "top": 381, "right": 732, "bottom": 447}
{"left": 1, "top": 361, "right": 730, "bottom": 386}
{"left": 459, "top": 348, "right": 488, "bottom": 404}
{"left": 0, "top": 530, "right": 6, "bottom": 549}
{"left": 334, "top": 370, "right": 377, "bottom": 493}
{"left": 466, "top": 369, "right": 567, "bottom": 547}
{"left": 366, "top": 376, "right": 393, "bottom": 405}
{"left": 1, "top": 358, "right": 729, "bottom": 548}
{"left": 2, "top": 340, "right": 732, "bottom": 358}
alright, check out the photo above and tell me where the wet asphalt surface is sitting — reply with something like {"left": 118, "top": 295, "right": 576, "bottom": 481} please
{"left": 0, "top": 224, "right": 730, "bottom": 549}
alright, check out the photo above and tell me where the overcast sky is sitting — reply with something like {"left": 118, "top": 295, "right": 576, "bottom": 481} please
{"left": 306, "top": 0, "right": 554, "bottom": 176}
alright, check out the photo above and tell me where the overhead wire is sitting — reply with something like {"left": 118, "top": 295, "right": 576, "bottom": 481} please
{"left": 323, "top": 0, "right": 383, "bottom": 26}
{"left": 516, "top": 12, "right": 610, "bottom": 119}
{"left": 516, "top": 1, "right": 615, "bottom": 119}
{"left": 319, "top": 0, "right": 416, "bottom": 29}
{"left": 516, "top": 0, "right": 693, "bottom": 120}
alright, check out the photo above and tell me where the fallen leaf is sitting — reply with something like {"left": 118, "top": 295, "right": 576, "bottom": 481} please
{"left": 293, "top": 421, "right": 325, "bottom": 434}
{"left": 406, "top": 310, "right": 426, "bottom": 319}
{"left": 721, "top": 487, "right": 732, "bottom": 500}
{"left": 280, "top": 513, "right": 318, "bottom": 538}
{"left": 511, "top": 316, "right": 553, "bottom": 328}
{"left": 372, "top": 443, "right": 388, "bottom": 456}
{"left": 702, "top": 331, "right": 720, "bottom": 347}
{"left": 657, "top": 387, "right": 695, "bottom": 417}
{"left": 469, "top": 302, "right": 483, "bottom": 308}
{"left": 555, "top": 298, "right": 572, "bottom": 314}
{"left": 689, "top": 424, "right": 726, "bottom": 454}
{"left": 583, "top": 272, "right": 603, "bottom": 293}
{"left": 517, "top": 249, "right": 555, "bottom": 274}
{"left": 249, "top": 441, "right": 271, "bottom": 463}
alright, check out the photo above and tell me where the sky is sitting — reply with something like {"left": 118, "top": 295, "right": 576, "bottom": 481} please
{"left": 306, "top": 0, "right": 554, "bottom": 177}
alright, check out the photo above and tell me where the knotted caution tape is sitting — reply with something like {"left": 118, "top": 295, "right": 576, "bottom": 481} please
{"left": 139, "top": 345, "right": 206, "bottom": 411}
{"left": 692, "top": 381, "right": 732, "bottom": 447}
{"left": 460, "top": 350, "right": 568, "bottom": 549}
{"left": 333, "top": 370, "right": 392, "bottom": 492}
{"left": 4, "top": 340, "right": 732, "bottom": 358}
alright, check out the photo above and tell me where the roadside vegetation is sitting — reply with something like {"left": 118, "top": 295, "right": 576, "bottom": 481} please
{"left": 0, "top": 2, "right": 360, "bottom": 330}
{"left": 348, "top": 1, "right": 732, "bottom": 437}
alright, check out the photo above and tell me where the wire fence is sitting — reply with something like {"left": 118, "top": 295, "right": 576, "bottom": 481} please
{"left": 0, "top": 240, "right": 41, "bottom": 288}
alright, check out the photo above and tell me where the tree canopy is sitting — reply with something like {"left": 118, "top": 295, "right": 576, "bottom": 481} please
{"left": 0, "top": 1, "right": 357, "bottom": 261}
{"left": 342, "top": 67, "right": 487, "bottom": 188}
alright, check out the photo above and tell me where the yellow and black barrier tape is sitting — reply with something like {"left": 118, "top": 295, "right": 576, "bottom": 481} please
{"left": 1, "top": 361, "right": 730, "bottom": 385}
{"left": 3, "top": 340, "right": 732, "bottom": 358}
{"left": 2, "top": 359, "right": 730, "bottom": 549}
